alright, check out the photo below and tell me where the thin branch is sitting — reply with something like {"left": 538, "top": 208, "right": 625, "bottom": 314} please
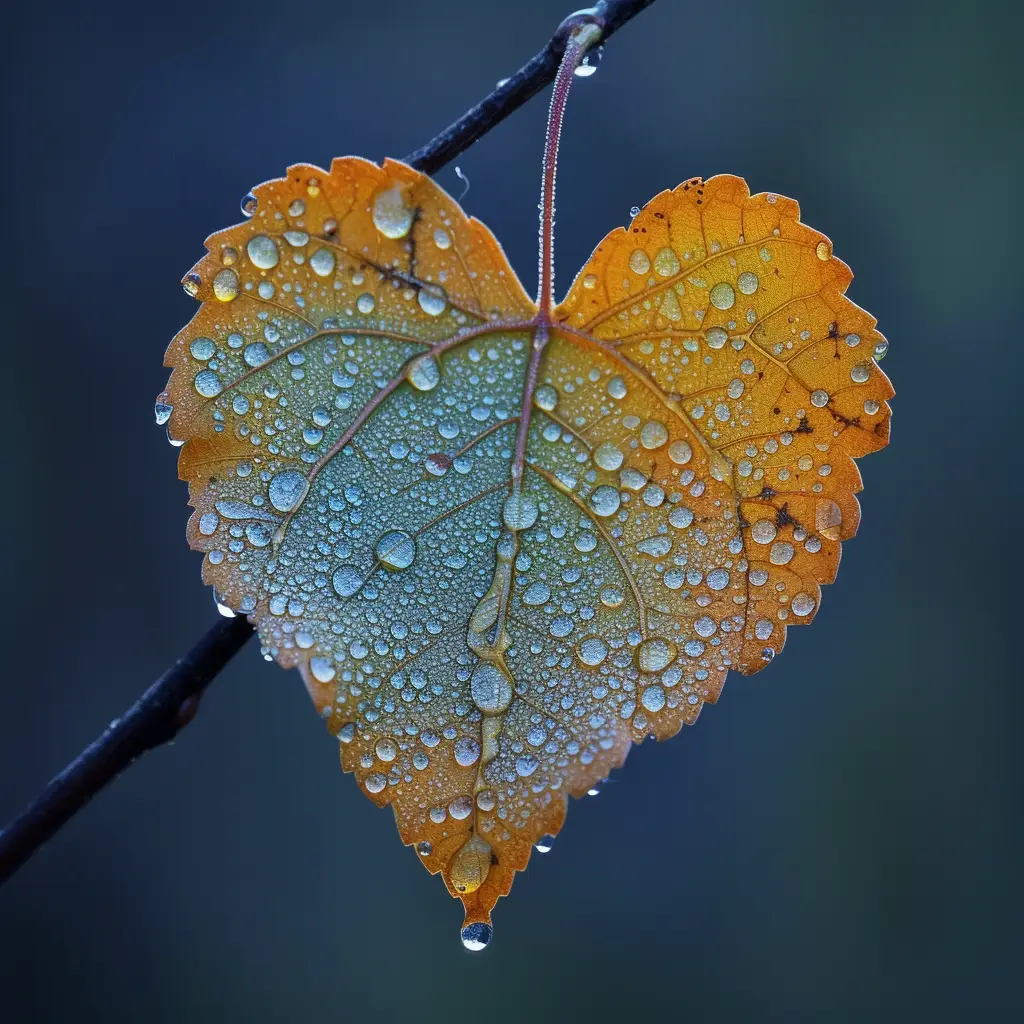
{"left": 0, "top": 0, "right": 659, "bottom": 887}
{"left": 0, "top": 616, "right": 253, "bottom": 883}
{"left": 404, "top": 0, "right": 658, "bottom": 175}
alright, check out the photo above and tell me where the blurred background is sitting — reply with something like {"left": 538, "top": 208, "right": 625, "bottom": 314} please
{"left": 2, "top": 0, "right": 1021, "bottom": 1019}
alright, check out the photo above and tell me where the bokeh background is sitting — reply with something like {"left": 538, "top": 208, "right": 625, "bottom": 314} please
{"left": 2, "top": 0, "right": 1021, "bottom": 1019}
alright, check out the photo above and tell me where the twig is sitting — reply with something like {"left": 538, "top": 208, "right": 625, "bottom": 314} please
{"left": 0, "top": 0, "right": 658, "bottom": 887}
{"left": 405, "top": 0, "right": 658, "bottom": 174}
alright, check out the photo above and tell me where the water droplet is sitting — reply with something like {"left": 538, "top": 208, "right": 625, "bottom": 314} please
{"left": 792, "top": 592, "right": 816, "bottom": 616}
{"left": 640, "top": 421, "right": 668, "bottom": 449}
{"left": 243, "top": 342, "right": 269, "bottom": 368}
{"left": 190, "top": 337, "right": 215, "bottom": 361}
{"left": 212, "top": 269, "right": 239, "bottom": 302}
{"left": 268, "top": 470, "right": 307, "bottom": 513}
{"left": 582, "top": 273, "right": 598, "bottom": 290}
{"left": 375, "top": 737, "right": 398, "bottom": 762}
{"left": 737, "top": 271, "right": 759, "bottom": 295}
{"left": 454, "top": 737, "right": 481, "bottom": 767}
{"left": 629, "top": 206, "right": 641, "bottom": 218}
{"left": 333, "top": 565, "right": 363, "bottom": 598}
{"left": 815, "top": 498, "right": 843, "bottom": 540}
{"left": 522, "top": 581, "right": 551, "bottom": 606}
{"left": 181, "top": 272, "right": 201, "bottom": 298}
{"left": 641, "top": 685, "right": 666, "bottom": 713}
{"left": 607, "top": 376, "right": 627, "bottom": 399}
{"left": 668, "top": 506, "right": 693, "bottom": 529}
{"left": 873, "top": 339, "right": 889, "bottom": 360}
{"left": 372, "top": 184, "right": 413, "bottom": 239}
{"left": 470, "top": 662, "right": 512, "bottom": 714}
{"left": 406, "top": 354, "right": 440, "bottom": 391}
{"left": 365, "top": 773, "right": 386, "bottom": 794}
{"left": 240, "top": 192, "right": 257, "bottom": 217}
{"left": 309, "top": 248, "right": 335, "bottom": 277}
{"left": 816, "top": 240, "right": 831, "bottom": 260}
{"left": 769, "top": 541, "right": 795, "bottom": 565}
{"left": 574, "top": 45, "right": 603, "bottom": 77}
{"left": 309, "top": 657, "right": 335, "bottom": 683}
{"left": 433, "top": 227, "right": 451, "bottom": 249}
{"left": 356, "top": 292, "right": 376, "bottom": 314}
{"left": 461, "top": 922, "right": 492, "bottom": 951}
{"left": 535, "top": 834, "right": 556, "bottom": 854}
{"left": 417, "top": 841, "right": 432, "bottom": 856}
{"left": 535, "top": 385, "right": 558, "bottom": 411}
{"left": 810, "top": 389, "right": 830, "bottom": 408}
{"left": 594, "top": 442, "right": 623, "bottom": 471}
{"left": 246, "top": 235, "right": 279, "bottom": 270}
{"left": 629, "top": 249, "right": 651, "bottom": 275}
{"left": 588, "top": 485, "right": 620, "bottom": 517}
{"left": 636, "top": 637, "right": 677, "bottom": 673}
{"left": 417, "top": 286, "right": 447, "bottom": 317}
{"left": 709, "top": 282, "right": 735, "bottom": 310}
{"left": 707, "top": 568, "right": 730, "bottom": 591}
{"left": 668, "top": 440, "right": 692, "bottom": 465}
{"left": 503, "top": 493, "right": 539, "bottom": 531}
{"left": 577, "top": 637, "right": 608, "bottom": 667}
{"left": 193, "top": 369, "right": 222, "bottom": 397}
{"left": 653, "top": 247, "right": 680, "bottom": 277}
{"left": 376, "top": 531, "right": 416, "bottom": 570}
{"left": 154, "top": 401, "right": 173, "bottom": 425}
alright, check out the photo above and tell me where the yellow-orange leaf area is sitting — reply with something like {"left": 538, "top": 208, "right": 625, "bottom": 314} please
{"left": 159, "top": 159, "right": 892, "bottom": 934}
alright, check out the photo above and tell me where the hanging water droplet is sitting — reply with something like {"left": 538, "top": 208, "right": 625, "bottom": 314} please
{"left": 240, "top": 192, "right": 257, "bottom": 217}
{"left": 213, "top": 592, "right": 236, "bottom": 618}
{"left": 460, "top": 922, "right": 492, "bottom": 951}
{"left": 535, "top": 834, "right": 556, "bottom": 854}
{"left": 574, "top": 45, "right": 603, "bottom": 77}
{"left": 629, "top": 205, "right": 640, "bottom": 218}
{"left": 154, "top": 401, "right": 173, "bottom": 426}
{"left": 873, "top": 338, "right": 889, "bottom": 361}
{"left": 181, "top": 272, "right": 201, "bottom": 298}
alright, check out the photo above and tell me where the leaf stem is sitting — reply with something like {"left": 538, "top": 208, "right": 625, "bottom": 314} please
{"left": 536, "top": 18, "right": 603, "bottom": 315}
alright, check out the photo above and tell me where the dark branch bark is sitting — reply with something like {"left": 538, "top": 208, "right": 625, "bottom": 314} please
{"left": 0, "top": 0, "right": 658, "bottom": 887}
{"left": 405, "top": 0, "right": 658, "bottom": 175}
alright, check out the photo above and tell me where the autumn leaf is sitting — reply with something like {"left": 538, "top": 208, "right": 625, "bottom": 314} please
{"left": 158, "top": 24, "right": 891, "bottom": 950}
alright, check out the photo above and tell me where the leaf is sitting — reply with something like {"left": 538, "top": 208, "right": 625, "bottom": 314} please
{"left": 159, "top": 159, "right": 891, "bottom": 940}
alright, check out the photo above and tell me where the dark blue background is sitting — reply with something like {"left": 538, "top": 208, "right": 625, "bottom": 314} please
{"left": 2, "top": 0, "right": 1021, "bottom": 1018}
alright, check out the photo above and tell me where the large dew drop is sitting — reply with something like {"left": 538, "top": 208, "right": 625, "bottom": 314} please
{"left": 268, "top": 470, "right": 308, "bottom": 512}
{"left": 406, "top": 354, "right": 440, "bottom": 391}
{"left": 503, "top": 493, "right": 538, "bottom": 531}
{"left": 470, "top": 662, "right": 512, "bottom": 714}
{"left": 460, "top": 922, "right": 492, "bottom": 952}
{"left": 636, "top": 637, "right": 677, "bottom": 673}
{"left": 247, "top": 235, "right": 279, "bottom": 269}
{"left": 376, "top": 530, "right": 416, "bottom": 570}
{"left": 372, "top": 184, "right": 414, "bottom": 239}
